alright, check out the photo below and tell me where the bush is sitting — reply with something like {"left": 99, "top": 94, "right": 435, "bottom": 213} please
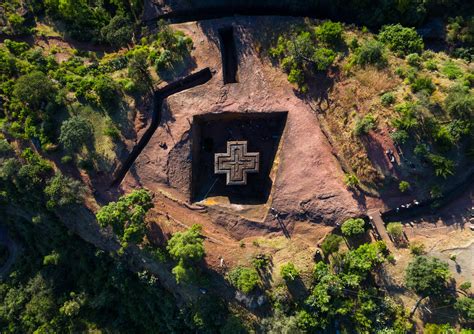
{"left": 315, "top": 21, "right": 343, "bottom": 46}
{"left": 424, "top": 59, "right": 438, "bottom": 71}
{"left": 59, "top": 116, "right": 94, "bottom": 153}
{"left": 321, "top": 234, "right": 343, "bottom": 257}
{"left": 381, "top": 92, "right": 395, "bottom": 106}
{"left": 455, "top": 297, "right": 474, "bottom": 323}
{"left": 391, "top": 129, "right": 409, "bottom": 144}
{"left": 406, "top": 53, "right": 421, "bottom": 67}
{"left": 409, "top": 242, "right": 425, "bottom": 256}
{"left": 460, "top": 281, "right": 472, "bottom": 292}
{"left": 444, "top": 85, "right": 474, "bottom": 121}
{"left": 398, "top": 181, "right": 410, "bottom": 193}
{"left": 228, "top": 266, "right": 259, "bottom": 294}
{"left": 392, "top": 102, "right": 419, "bottom": 130}
{"left": 341, "top": 218, "right": 365, "bottom": 237}
{"left": 280, "top": 262, "right": 299, "bottom": 281}
{"left": 410, "top": 76, "right": 435, "bottom": 95}
{"left": 251, "top": 253, "right": 271, "bottom": 271}
{"left": 354, "top": 40, "right": 387, "bottom": 67}
{"left": 354, "top": 114, "right": 376, "bottom": 135}
{"left": 386, "top": 222, "right": 403, "bottom": 241}
{"left": 378, "top": 24, "right": 424, "bottom": 56}
{"left": 44, "top": 173, "right": 85, "bottom": 209}
{"left": 428, "top": 154, "right": 455, "bottom": 178}
{"left": 442, "top": 60, "right": 463, "bottom": 79}
{"left": 344, "top": 173, "right": 360, "bottom": 189}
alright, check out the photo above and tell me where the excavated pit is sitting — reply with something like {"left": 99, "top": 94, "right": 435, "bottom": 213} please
{"left": 191, "top": 112, "right": 287, "bottom": 204}
{"left": 218, "top": 27, "right": 238, "bottom": 84}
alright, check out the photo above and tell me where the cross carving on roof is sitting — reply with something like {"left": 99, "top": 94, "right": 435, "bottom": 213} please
{"left": 214, "top": 141, "right": 259, "bottom": 185}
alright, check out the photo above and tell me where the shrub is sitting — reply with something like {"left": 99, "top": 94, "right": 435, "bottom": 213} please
{"left": 378, "top": 24, "right": 424, "bottom": 56}
{"left": 312, "top": 48, "right": 337, "bottom": 71}
{"left": 409, "top": 242, "right": 425, "bottom": 256}
{"left": 59, "top": 116, "right": 94, "bottom": 153}
{"left": 228, "top": 266, "right": 259, "bottom": 294}
{"left": 344, "top": 173, "right": 360, "bottom": 189}
{"left": 444, "top": 85, "right": 474, "bottom": 121}
{"left": 390, "top": 129, "right": 409, "bottom": 144}
{"left": 103, "top": 121, "right": 120, "bottom": 140}
{"left": 386, "top": 222, "right": 403, "bottom": 240}
{"left": 280, "top": 262, "right": 300, "bottom": 281}
{"left": 44, "top": 173, "right": 85, "bottom": 209}
{"left": 354, "top": 114, "right": 376, "bottom": 136}
{"left": 425, "top": 59, "right": 438, "bottom": 71}
{"left": 428, "top": 154, "right": 455, "bottom": 178}
{"left": 441, "top": 60, "right": 463, "bottom": 79}
{"left": 459, "top": 282, "right": 472, "bottom": 292}
{"left": 455, "top": 297, "right": 474, "bottom": 323}
{"left": 392, "top": 102, "right": 419, "bottom": 130}
{"left": 406, "top": 53, "right": 421, "bottom": 67}
{"left": 341, "top": 218, "right": 365, "bottom": 237}
{"left": 411, "top": 76, "right": 435, "bottom": 95}
{"left": 315, "top": 21, "right": 343, "bottom": 46}
{"left": 321, "top": 234, "right": 343, "bottom": 257}
{"left": 398, "top": 181, "right": 410, "bottom": 193}
{"left": 252, "top": 253, "right": 271, "bottom": 270}
{"left": 354, "top": 40, "right": 387, "bottom": 67}
{"left": 381, "top": 92, "right": 395, "bottom": 106}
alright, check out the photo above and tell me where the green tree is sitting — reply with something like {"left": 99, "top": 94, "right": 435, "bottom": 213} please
{"left": 321, "top": 234, "right": 343, "bottom": 257}
{"left": 353, "top": 40, "right": 387, "bottom": 67}
{"left": 455, "top": 297, "right": 474, "bottom": 323}
{"left": 315, "top": 21, "right": 343, "bottom": 46}
{"left": 128, "top": 47, "right": 152, "bottom": 91}
{"left": 100, "top": 14, "right": 133, "bottom": 47}
{"left": 378, "top": 24, "right": 424, "bottom": 56}
{"left": 59, "top": 116, "right": 94, "bottom": 153}
{"left": 280, "top": 262, "right": 299, "bottom": 281}
{"left": 167, "top": 224, "right": 205, "bottom": 283}
{"left": 227, "top": 266, "right": 259, "bottom": 294}
{"left": 96, "top": 189, "right": 153, "bottom": 248}
{"left": 93, "top": 75, "right": 121, "bottom": 110}
{"left": 405, "top": 256, "right": 450, "bottom": 298}
{"left": 13, "top": 71, "right": 56, "bottom": 110}
{"left": 341, "top": 218, "right": 365, "bottom": 237}
{"left": 44, "top": 173, "right": 85, "bottom": 209}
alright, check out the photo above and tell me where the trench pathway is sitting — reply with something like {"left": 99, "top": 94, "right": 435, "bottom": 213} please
{"left": 368, "top": 209, "right": 395, "bottom": 252}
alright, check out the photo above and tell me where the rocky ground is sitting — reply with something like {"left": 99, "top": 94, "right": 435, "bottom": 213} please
{"left": 113, "top": 17, "right": 363, "bottom": 270}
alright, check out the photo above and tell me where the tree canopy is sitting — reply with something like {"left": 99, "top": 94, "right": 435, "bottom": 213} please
{"left": 96, "top": 189, "right": 153, "bottom": 248}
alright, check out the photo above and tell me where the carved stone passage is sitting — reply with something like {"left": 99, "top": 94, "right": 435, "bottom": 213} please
{"left": 214, "top": 141, "right": 260, "bottom": 185}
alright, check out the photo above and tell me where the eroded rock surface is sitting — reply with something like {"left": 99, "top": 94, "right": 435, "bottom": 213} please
{"left": 121, "top": 17, "right": 363, "bottom": 230}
